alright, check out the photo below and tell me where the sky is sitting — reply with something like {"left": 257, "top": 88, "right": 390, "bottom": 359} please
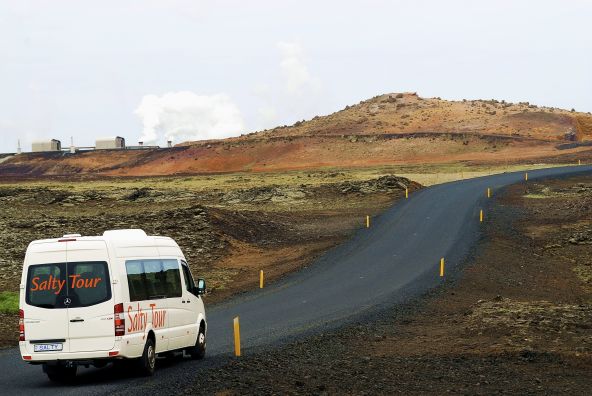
{"left": 0, "top": 0, "right": 591, "bottom": 153}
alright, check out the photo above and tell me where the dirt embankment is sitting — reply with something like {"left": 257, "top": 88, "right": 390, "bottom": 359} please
{"left": 182, "top": 175, "right": 592, "bottom": 395}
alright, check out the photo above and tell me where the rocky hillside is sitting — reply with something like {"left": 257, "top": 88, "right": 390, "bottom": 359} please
{"left": 1, "top": 93, "right": 592, "bottom": 177}
{"left": 245, "top": 93, "right": 592, "bottom": 141}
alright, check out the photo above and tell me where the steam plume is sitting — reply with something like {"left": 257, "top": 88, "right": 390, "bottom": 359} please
{"left": 135, "top": 91, "right": 244, "bottom": 144}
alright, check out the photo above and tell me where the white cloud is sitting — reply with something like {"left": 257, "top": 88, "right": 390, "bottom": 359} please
{"left": 134, "top": 91, "right": 245, "bottom": 144}
{"left": 254, "top": 41, "right": 323, "bottom": 130}
{"left": 253, "top": 83, "right": 272, "bottom": 97}
{"left": 257, "top": 105, "right": 278, "bottom": 127}
{"left": 277, "top": 41, "right": 316, "bottom": 94}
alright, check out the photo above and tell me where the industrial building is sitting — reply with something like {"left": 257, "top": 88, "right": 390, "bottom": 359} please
{"left": 95, "top": 136, "right": 126, "bottom": 150}
{"left": 16, "top": 135, "right": 167, "bottom": 154}
{"left": 31, "top": 139, "right": 61, "bottom": 152}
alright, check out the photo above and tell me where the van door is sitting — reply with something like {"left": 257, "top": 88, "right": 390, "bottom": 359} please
{"left": 124, "top": 259, "right": 170, "bottom": 352}
{"left": 66, "top": 241, "right": 115, "bottom": 352}
{"left": 163, "top": 259, "right": 186, "bottom": 350}
{"left": 24, "top": 257, "right": 70, "bottom": 355}
{"left": 180, "top": 261, "right": 199, "bottom": 347}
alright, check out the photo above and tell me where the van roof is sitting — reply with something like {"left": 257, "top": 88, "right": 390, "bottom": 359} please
{"left": 26, "top": 229, "right": 183, "bottom": 259}
{"left": 29, "top": 229, "right": 155, "bottom": 244}
{"left": 102, "top": 229, "right": 148, "bottom": 239}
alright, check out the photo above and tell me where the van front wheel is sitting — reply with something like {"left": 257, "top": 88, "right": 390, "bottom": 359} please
{"left": 43, "top": 364, "right": 77, "bottom": 383}
{"left": 137, "top": 338, "right": 156, "bottom": 376}
{"left": 187, "top": 324, "right": 206, "bottom": 360}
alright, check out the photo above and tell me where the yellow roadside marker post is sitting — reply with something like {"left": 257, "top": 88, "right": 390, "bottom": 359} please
{"left": 405, "top": 188, "right": 408, "bottom": 199}
{"left": 525, "top": 172, "right": 528, "bottom": 181}
{"left": 480, "top": 209, "right": 484, "bottom": 223}
{"left": 440, "top": 258, "right": 445, "bottom": 277}
{"left": 579, "top": 159, "right": 581, "bottom": 165}
{"left": 233, "top": 317, "right": 241, "bottom": 357}
{"left": 487, "top": 188, "right": 491, "bottom": 198}
{"left": 366, "top": 215, "right": 370, "bottom": 228}
{"left": 259, "top": 270, "right": 264, "bottom": 289}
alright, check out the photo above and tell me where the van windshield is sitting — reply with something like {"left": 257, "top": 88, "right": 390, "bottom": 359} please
{"left": 26, "top": 261, "right": 111, "bottom": 309}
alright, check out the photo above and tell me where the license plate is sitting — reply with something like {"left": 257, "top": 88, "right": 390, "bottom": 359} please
{"left": 34, "top": 343, "right": 63, "bottom": 352}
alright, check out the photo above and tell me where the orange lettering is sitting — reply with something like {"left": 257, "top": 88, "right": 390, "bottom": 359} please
{"left": 31, "top": 276, "right": 40, "bottom": 291}
{"left": 127, "top": 304, "right": 149, "bottom": 333}
{"left": 69, "top": 275, "right": 101, "bottom": 289}
{"left": 149, "top": 304, "right": 166, "bottom": 328}
{"left": 55, "top": 278, "right": 66, "bottom": 295}
{"left": 127, "top": 306, "right": 133, "bottom": 333}
{"left": 69, "top": 274, "right": 80, "bottom": 288}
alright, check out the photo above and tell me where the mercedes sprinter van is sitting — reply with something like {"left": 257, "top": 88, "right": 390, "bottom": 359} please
{"left": 19, "top": 229, "right": 207, "bottom": 381}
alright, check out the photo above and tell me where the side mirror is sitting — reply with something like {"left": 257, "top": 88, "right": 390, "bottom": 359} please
{"left": 195, "top": 278, "right": 206, "bottom": 295}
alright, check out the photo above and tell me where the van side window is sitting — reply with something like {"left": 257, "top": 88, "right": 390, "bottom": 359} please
{"left": 125, "top": 261, "right": 148, "bottom": 301}
{"left": 125, "top": 259, "right": 182, "bottom": 301}
{"left": 162, "top": 260, "right": 183, "bottom": 298}
{"left": 144, "top": 260, "right": 165, "bottom": 298}
{"left": 181, "top": 261, "right": 196, "bottom": 295}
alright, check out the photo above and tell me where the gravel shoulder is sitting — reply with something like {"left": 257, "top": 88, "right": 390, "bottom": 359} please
{"left": 181, "top": 175, "right": 592, "bottom": 395}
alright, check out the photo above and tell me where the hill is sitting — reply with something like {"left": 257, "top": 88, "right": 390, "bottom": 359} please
{"left": 252, "top": 92, "right": 591, "bottom": 141}
{"left": 1, "top": 93, "right": 592, "bottom": 177}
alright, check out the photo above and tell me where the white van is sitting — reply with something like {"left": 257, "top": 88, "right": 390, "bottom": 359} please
{"left": 18, "top": 229, "right": 207, "bottom": 381}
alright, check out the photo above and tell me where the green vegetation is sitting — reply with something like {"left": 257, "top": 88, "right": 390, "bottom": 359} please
{"left": 0, "top": 291, "right": 19, "bottom": 314}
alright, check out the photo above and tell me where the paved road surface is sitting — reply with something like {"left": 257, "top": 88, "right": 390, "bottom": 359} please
{"left": 1, "top": 165, "right": 591, "bottom": 394}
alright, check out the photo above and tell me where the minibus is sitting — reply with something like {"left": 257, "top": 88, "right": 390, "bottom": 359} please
{"left": 19, "top": 229, "right": 207, "bottom": 381}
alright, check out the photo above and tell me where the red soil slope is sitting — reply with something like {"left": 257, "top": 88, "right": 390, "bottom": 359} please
{"left": 2, "top": 93, "right": 592, "bottom": 177}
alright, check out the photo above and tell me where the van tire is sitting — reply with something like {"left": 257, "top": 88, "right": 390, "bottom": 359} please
{"left": 137, "top": 338, "right": 156, "bottom": 376}
{"left": 187, "top": 324, "right": 206, "bottom": 359}
{"left": 43, "top": 364, "right": 77, "bottom": 383}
